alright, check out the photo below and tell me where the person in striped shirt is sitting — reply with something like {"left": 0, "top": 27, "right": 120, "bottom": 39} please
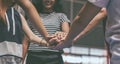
{"left": 26, "top": 0, "right": 70, "bottom": 64}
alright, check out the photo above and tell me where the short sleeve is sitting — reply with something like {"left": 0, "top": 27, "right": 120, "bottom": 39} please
{"left": 59, "top": 13, "right": 71, "bottom": 23}
{"left": 88, "top": 0, "right": 110, "bottom": 7}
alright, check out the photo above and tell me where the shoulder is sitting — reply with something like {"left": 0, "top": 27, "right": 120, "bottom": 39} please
{"left": 53, "top": 12, "right": 70, "bottom": 22}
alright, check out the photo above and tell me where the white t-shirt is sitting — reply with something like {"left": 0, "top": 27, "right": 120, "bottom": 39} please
{"left": 88, "top": 0, "right": 120, "bottom": 46}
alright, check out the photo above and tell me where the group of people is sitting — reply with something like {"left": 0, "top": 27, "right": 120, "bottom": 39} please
{"left": 0, "top": 0, "right": 70, "bottom": 64}
{"left": 0, "top": 0, "right": 120, "bottom": 64}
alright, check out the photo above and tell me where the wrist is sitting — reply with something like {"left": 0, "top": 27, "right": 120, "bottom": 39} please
{"left": 39, "top": 38, "right": 43, "bottom": 44}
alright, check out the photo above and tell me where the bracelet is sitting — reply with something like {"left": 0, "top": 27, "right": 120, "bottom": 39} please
{"left": 39, "top": 38, "right": 43, "bottom": 44}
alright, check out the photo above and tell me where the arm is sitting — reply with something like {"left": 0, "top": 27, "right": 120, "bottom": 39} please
{"left": 49, "top": 22, "right": 70, "bottom": 46}
{"left": 22, "top": 36, "right": 28, "bottom": 64}
{"left": 20, "top": 14, "right": 48, "bottom": 46}
{"left": 54, "top": 2, "right": 102, "bottom": 50}
{"left": 54, "top": 22, "right": 70, "bottom": 38}
{"left": 73, "top": 8, "right": 107, "bottom": 42}
{"left": 61, "top": 22, "right": 70, "bottom": 32}
{"left": 20, "top": 14, "right": 48, "bottom": 61}
{"left": 16, "top": 0, "right": 48, "bottom": 39}
{"left": 55, "top": 22, "right": 70, "bottom": 41}
{"left": 59, "top": 22, "right": 70, "bottom": 40}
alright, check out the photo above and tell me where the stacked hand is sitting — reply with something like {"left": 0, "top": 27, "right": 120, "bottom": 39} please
{"left": 40, "top": 39, "right": 49, "bottom": 47}
{"left": 47, "top": 31, "right": 68, "bottom": 49}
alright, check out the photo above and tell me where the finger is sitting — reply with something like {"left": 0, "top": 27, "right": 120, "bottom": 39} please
{"left": 41, "top": 40, "right": 49, "bottom": 46}
{"left": 56, "top": 34, "right": 62, "bottom": 40}
{"left": 60, "top": 34, "right": 67, "bottom": 41}
{"left": 47, "top": 34, "right": 56, "bottom": 39}
{"left": 55, "top": 31, "right": 60, "bottom": 36}
{"left": 73, "top": 35, "right": 80, "bottom": 42}
{"left": 60, "top": 37, "right": 66, "bottom": 41}
{"left": 57, "top": 32, "right": 65, "bottom": 40}
{"left": 49, "top": 37, "right": 57, "bottom": 43}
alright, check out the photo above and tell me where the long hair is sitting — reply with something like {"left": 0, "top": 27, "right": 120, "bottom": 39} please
{"left": 31, "top": 0, "right": 63, "bottom": 13}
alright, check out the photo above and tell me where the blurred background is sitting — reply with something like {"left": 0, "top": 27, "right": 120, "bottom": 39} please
{"left": 60, "top": 0, "right": 107, "bottom": 64}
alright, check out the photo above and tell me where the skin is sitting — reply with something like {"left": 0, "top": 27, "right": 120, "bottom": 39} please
{"left": 0, "top": 0, "right": 48, "bottom": 63}
{"left": 15, "top": 0, "right": 48, "bottom": 40}
{"left": 20, "top": 14, "right": 48, "bottom": 46}
{"left": 11, "top": 0, "right": 48, "bottom": 63}
{"left": 42, "top": 0, "right": 55, "bottom": 13}
{"left": 41, "top": 0, "right": 70, "bottom": 46}
{"left": 42, "top": 0, "right": 70, "bottom": 32}
{"left": 52, "top": 1, "right": 102, "bottom": 50}
{"left": 22, "top": 0, "right": 70, "bottom": 62}
{"left": 0, "top": 0, "right": 10, "bottom": 21}
{"left": 73, "top": 8, "right": 107, "bottom": 41}
{"left": 21, "top": 13, "right": 49, "bottom": 64}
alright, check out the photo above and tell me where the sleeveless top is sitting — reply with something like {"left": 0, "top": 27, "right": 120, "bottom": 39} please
{"left": 0, "top": 7, "right": 24, "bottom": 57}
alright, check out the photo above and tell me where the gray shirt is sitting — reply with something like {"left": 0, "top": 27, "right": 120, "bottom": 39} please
{"left": 88, "top": 0, "right": 120, "bottom": 45}
{"left": 27, "top": 12, "right": 70, "bottom": 52}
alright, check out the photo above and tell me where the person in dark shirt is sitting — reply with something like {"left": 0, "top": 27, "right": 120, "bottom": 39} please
{"left": 0, "top": 0, "right": 48, "bottom": 64}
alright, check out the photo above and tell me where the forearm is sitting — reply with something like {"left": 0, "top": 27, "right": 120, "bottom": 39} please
{"left": 20, "top": 14, "right": 48, "bottom": 46}
{"left": 78, "top": 8, "right": 107, "bottom": 38}
{"left": 28, "top": 34, "right": 43, "bottom": 43}
{"left": 65, "top": 2, "right": 101, "bottom": 42}
{"left": 24, "top": 30, "right": 48, "bottom": 46}
{"left": 16, "top": 0, "right": 48, "bottom": 39}
{"left": 22, "top": 36, "right": 28, "bottom": 64}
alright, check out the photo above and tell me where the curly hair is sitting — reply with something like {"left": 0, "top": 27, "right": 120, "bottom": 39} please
{"left": 31, "top": 0, "right": 63, "bottom": 13}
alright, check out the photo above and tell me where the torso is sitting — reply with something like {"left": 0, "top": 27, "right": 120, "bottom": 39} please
{"left": 28, "top": 12, "right": 70, "bottom": 52}
{"left": 0, "top": 7, "right": 24, "bottom": 57}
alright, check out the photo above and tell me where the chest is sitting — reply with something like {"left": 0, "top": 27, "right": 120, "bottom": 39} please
{"left": 40, "top": 13, "right": 61, "bottom": 29}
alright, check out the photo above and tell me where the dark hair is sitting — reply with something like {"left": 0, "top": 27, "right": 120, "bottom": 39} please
{"left": 31, "top": 0, "right": 63, "bottom": 13}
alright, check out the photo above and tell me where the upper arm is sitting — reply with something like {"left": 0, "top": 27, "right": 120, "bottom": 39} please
{"left": 75, "top": 1, "right": 102, "bottom": 25}
{"left": 16, "top": 0, "right": 35, "bottom": 14}
{"left": 59, "top": 13, "right": 70, "bottom": 32}
{"left": 20, "top": 13, "right": 34, "bottom": 38}
{"left": 61, "top": 22, "right": 70, "bottom": 33}
{"left": 16, "top": 0, "right": 31, "bottom": 8}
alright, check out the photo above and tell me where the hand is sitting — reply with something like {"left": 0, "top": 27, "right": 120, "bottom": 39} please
{"left": 52, "top": 40, "right": 73, "bottom": 50}
{"left": 49, "top": 31, "right": 67, "bottom": 43}
{"left": 49, "top": 31, "right": 72, "bottom": 50}
{"left": 46, "top": 34, "right": 59, "bottom": 46}
{"left": 54, "top": 31, "right": 68, "bottom": 41}
{"left": 40, "top": 39, "right": 49, "bottom": 46}
{"left": 48, "top": 31, "right": 68, "bottom": 47}
{"left": 73, "top": 32, "right": 84, "bottom": 42}
{"left": 72, "top": 35, "right": 80, "bottom": 42}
